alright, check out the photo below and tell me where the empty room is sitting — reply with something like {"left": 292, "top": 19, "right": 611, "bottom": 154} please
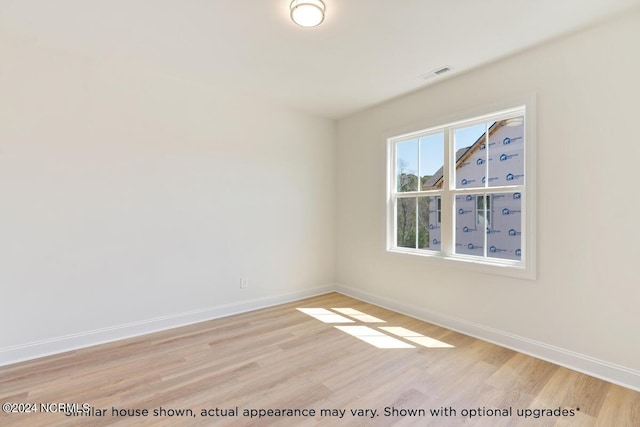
{"left": 1, "top": 1, "right": 639, "bottom": 426}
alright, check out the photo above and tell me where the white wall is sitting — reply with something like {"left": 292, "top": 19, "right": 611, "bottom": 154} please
{"left": 0, "top": 33, "right": 336, "bottom": 353}
{"left": 336, "top": 9, "right": 640, "bottom": 380}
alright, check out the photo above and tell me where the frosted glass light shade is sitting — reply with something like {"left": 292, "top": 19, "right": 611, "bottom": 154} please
{"left": 290, "top": 0, "right": 325, "bottom": 27}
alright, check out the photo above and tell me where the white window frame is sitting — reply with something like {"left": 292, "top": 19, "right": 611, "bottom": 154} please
{"left": 386, "top": 100, "right": 536, "bottom": 279}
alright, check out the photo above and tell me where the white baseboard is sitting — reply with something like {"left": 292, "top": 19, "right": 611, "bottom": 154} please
{"left": 0, "top": 285, "right": 334, "bottom": 368}
{"left": 336, "top": 284, "right": 640, "bottom": 392}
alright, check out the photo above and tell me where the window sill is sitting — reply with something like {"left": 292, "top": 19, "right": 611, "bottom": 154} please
{"left": 387, "top": 248, "right": 536, "bottom": 280}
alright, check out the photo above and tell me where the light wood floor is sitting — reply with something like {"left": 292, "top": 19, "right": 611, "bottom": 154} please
{"left": 1, "top": 293, "right": 638, "bottom": 426}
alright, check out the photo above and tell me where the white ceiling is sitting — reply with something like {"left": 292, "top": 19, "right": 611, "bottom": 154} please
{"left": 2, "top": 0, "right": 639, "bottom": 119}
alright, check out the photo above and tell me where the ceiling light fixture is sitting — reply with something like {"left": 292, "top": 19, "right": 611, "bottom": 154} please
{"left": 290, "top": 0, "right": 325, "bottom": 27}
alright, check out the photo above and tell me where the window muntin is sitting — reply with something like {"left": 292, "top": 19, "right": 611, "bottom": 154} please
{"left": 388, "top": 105, "right": 533, "bottom": 277}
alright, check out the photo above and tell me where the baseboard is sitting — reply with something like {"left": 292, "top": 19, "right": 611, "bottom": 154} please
{"left": 336, "top": 283, "right": 640, "bottom": 392}
{"left": 0, "top": 285, "right": 334, "bottom": 368}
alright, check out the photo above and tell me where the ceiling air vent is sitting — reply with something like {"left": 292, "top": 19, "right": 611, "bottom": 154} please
{"left": 419, "top": 66, "right": 452, "bottom": 80}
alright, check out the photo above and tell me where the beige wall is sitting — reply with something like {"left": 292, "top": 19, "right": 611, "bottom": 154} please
{"left": 336, "top": 10, "right": 640, "bottom": 375}
{"left": 0, "top": 33, "right": 336, "bottom": 350}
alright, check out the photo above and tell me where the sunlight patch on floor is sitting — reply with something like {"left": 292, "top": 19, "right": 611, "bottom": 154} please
{"left": 296, "top": 308, "right": 354, "bottom": 323}
{"left": 380, "top": 326, "right": 454, "bottom": 348}
{"left": 334, "top": 326, "right": 415, "bottom": 349}
{"left": 331, "top": 308, "right": 386, "bottom": 323}
{"left": 297, "top": 307, "right": 454, "bottom": 350}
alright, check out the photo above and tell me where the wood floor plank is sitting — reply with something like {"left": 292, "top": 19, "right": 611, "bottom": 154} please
{"left": 1, "top": 292, "right": 638, "bottom": 426}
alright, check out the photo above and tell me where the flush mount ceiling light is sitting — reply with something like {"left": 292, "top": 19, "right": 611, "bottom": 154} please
{"left": 290, "top": 0, "right": 325, "bottom": 27}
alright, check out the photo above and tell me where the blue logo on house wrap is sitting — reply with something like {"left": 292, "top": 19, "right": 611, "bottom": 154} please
{"left": 458, "top": 208, "right": 472, "bottom": 215}
{"left": 506, "top": 173, "right": 524, "bottom": 181}
{"left": 502, "top": 208, "right": 522, "bottom": 215}
{"left": 477, "top": 158, "right": 484, "bottom": 165}
{"left": 508, "top": 229, "right": 521, "bottom": 236}
{"left": 467, "top": 243, "right": 482, "bottom": 250}
{"left": 461, "top": 178, "right": 476, "bottom": 186}
{"left": 513, "top": 192, "right": 521, "bottom": 199}
{"left": 503, "top": 137, "right": 511, "bottom": 145}
{"left": 480, "top": 144, "right": 486, "bottom": 150}
{"left": 515, "top": 249, "right": 522, "bottom": 256}
{"left": 429, "top": 224, "right": 435, "bottom": 230}
{"left": 432, "top": 239, "right": 440, "bottom": 245}
{"left": 466, "top": 195, "right": 474, "bottom": 201}
{"left": 489, "top": 246, "right": 507, "bottom": 253}
{"left": 500, "top": 153, "right": 519, "bottom": 161}
{"left": 486, "top": 228, "right": 500, "bottom": 234}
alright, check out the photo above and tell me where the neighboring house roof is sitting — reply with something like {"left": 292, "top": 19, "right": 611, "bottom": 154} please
{"left": 423, "top": 120, "right": 505, "bottom": 189}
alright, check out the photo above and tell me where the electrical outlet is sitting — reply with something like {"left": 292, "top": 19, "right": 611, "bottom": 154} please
{"left": 240, "top": 277, "right": 248, "bottom": 289}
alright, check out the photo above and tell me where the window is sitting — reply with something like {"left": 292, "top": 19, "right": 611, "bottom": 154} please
{"left": 387, "top": 103, "right": 535, "bottom": 279}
